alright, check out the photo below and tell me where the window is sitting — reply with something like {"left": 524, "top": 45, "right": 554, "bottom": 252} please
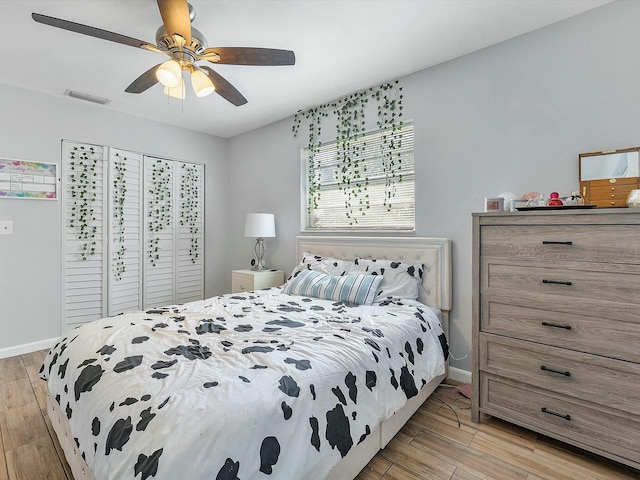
{"left": 302, "top": 123, "right": 415, "bottom": 230}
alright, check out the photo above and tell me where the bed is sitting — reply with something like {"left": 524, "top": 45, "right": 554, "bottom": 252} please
{"left": 41, "top": 236, "right": 451, "bottom": 480}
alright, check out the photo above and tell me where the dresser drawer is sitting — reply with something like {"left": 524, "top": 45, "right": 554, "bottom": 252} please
{"left": 480, "top": 374, "right": 640, "bottom": 466}
{"left": 483, "top": 260, "right": 640, "bottom": 306}
{"left": 482, "top": 295, "right": 640, "bottom": 362}
{"left": 479, "top": 334, "right": 640, "bottom": 416}
{"left": 480, "top": 224, "right": 640, "bottom": 265}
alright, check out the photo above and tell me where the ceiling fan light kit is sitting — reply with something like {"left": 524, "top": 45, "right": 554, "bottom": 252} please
{"left": 31, "top": 1, "right": 295, "bottom": 106}
{"left": 190, "top": 68, "right": 215, "bottom": 97}
{"left": 156, "top": 59, "right": 182, "bottom": 88}
{"left": 163, "top": 77, "right": 186, "bottom": 100}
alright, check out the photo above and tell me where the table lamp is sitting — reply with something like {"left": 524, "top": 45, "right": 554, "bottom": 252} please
{"left": 244, "top": 213, "right": 276, "bottom": 271}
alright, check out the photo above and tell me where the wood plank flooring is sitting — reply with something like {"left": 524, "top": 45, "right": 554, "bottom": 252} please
{"left": 1, "top": 351, "right": 638, "bottom": 480}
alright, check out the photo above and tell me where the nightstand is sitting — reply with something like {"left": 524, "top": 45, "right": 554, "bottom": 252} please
{"left": 231, "top": 269, "right": 285, "bottom": 293}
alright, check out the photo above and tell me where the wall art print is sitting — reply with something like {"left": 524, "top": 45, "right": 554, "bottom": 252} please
{"left": 0, "top": 158, "right": 59, "bottom": 199}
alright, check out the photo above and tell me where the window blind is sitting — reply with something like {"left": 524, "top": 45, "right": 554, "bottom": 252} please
{"left": 303, "top": 123, "right": 415, "bottom": 230}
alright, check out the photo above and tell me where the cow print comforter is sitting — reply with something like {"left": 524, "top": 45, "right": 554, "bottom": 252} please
{"left": 40, "top": 288, "right": 448, "bottom": 480}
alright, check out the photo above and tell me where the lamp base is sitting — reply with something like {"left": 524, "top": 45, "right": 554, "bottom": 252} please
{"left": 251, "top": 238, "right": 268, "bottom": 271}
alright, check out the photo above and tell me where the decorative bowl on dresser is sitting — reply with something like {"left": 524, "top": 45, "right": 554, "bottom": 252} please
{"left": 472, "top": 208, "right": 640, "bottom": 470}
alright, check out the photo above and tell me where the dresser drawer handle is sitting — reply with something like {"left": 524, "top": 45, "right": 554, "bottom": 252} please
{"left": 540, "top": 365, "right": 571, "bottom": 377}
{"left": 541, "top": 407, "right": 571, "bottom": 421}
{"left": 542, "top": 279, "right": 573, "bottom": 286}
{"left": 541, "top": 321, "right": 572, "bottom": 330}
{"left": 542, "top": 241, "right": 573, "bottom": 245}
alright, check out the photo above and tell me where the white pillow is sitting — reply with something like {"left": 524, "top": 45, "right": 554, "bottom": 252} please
{"left": 288, "top": 252, "right": 351, "bottom": 281}
{"left": 282, "top": 270, "right": 382, "bottom": 306}
{"left": 349, "top": 258, "right": 424, "bottom": 302}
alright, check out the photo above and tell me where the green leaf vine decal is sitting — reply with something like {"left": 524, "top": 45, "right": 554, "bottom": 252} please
{"left": 68, "top": 145, "right": 99, "bottom": 260}
{"left": 292, "top": 80, "right": 404, "bottom": 223}
{"left": 179, "top": 163, "right": 200, "bottom": 264}
{"left": 112, "top": 153, "right": 127, "bottom": 280}
{"left": 147, "top": 159, "right": 172, "bottom": 266}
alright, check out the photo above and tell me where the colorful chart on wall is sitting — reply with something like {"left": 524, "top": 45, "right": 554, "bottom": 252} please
{"left": 0, "top": 158, "right": 59, "bottom": 199}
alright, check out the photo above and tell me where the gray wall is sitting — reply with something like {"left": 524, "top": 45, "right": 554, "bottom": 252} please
{"left": 1, "top": 0, "right": 637, "bottom": 372}
{"left": 0, "top": 85, "right": 229, "bottom": 354}
{"left": 227, "top": 1, "right": 640, "bottom": 374}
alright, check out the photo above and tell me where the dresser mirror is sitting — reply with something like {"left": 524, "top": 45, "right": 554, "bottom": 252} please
{"left": 579, "top": 147, "right": 640, "bottom": 207}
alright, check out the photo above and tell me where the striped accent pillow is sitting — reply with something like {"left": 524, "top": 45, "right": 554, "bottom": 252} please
{"left": 282, "top": 270, "right": 382, "bottom": 306}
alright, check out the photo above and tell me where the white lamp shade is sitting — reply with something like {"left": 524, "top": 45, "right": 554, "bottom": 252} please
{"left": 191, "top": 68, "right": 215, "bottom": 97}
{"left": 163, "top": 77, "right": 186, "bottom": 99}
{"left": 156, "top": 60, "right": 181, "bottom": 88}
{"left": 244, "top": 213, "right": 276, "bottom": 238}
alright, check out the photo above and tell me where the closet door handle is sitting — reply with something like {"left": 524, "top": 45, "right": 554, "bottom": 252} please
{"left": 541, "top": 407, "right": 571, "bottom": 421}
{"left": 542, "top": 241, "right": 573, "bottom": 245}
{"left": 541, "top": 321, "right": 572, "bottom": 331}
{"left": 542, "top": 279, "right": 573, "bottom": 286}
{"left": 541, "top": 365, "right": 571, "bottom": 377}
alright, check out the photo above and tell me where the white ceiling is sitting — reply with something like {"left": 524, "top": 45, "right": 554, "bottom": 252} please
{"left": 1, "top": 0, "right": 612, "bottom": 138}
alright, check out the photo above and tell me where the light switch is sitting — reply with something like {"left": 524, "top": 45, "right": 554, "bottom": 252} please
{"left": 0, "top": 220, "right": 13, "bottom": 235}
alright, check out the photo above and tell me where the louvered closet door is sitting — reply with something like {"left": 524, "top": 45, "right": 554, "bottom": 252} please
{"left": 62, "top": 145, "right": 204, "bottom": 326}
{"left": 143, "top": 156, "right": 176, "bottom": 307}
{"left": 61, "top": 141, "right": 107, "bottom": 329}
{"left": 176, "top": 162, "right": 204, "bottom": 302}
{"left": 107, "top": 149, "right": 142, "bottom": 315}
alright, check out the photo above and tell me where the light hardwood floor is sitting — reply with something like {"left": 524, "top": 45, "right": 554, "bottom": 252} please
{"left": 1, "top": 351, "right": 638, "bottom": 480}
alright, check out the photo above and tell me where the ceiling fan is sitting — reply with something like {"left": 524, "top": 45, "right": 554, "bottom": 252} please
{"left": 31, "top": 0, "right": 295, "bottom": 106}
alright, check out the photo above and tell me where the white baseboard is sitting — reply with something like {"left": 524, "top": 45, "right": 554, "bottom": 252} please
{"left": 0, "top": 337, "right": 57, "bottom": 360}
{"left": 447, "top": 366, "right": 471, "bottom": 384}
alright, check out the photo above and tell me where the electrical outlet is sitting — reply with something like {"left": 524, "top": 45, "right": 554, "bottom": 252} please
{"left": 0, "top": 220, "right": 13, "bottom": 235}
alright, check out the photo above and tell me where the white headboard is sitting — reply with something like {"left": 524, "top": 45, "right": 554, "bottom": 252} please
{"left": 295, "top": 236, "right": 452, "bottom": 312}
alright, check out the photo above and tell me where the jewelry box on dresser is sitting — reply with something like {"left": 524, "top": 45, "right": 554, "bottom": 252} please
{"left": 579, "top": 147, "right": 640, "bottom": 208}
{"left": 472, "top": 208, "right": 640, "bottom": 470}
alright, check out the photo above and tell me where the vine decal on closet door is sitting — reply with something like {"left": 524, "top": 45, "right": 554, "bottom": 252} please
{"left": 107, "top": 148, "right": 142, "bottom": 316}
{"left": 62, "top": 140, "right": 106, "bottom": 328}
{"left": 112, "top": 153, "right": 127, "bottom": 279}
{"left": 147, "top": 158, "right": 173, "bottom": 267}
{"left": 176, "top": 162, "right": 204, "bottom": 303}
{"left": 179, "top": 162, "right": 201, "bottom": 264}
{"left": 67, "top": 145, "right": 101, "bottom": 261}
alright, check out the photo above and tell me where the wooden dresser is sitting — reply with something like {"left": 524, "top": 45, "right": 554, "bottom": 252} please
{"left": 472, "top": 209, "right": 640, "bottom": 470}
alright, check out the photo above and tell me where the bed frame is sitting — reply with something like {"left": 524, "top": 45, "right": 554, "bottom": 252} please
{"left": 47, "top": 235, "right": 452, "bottom": 480}
{"left": 296, "top": 236, "right": 452, "bottom": 480}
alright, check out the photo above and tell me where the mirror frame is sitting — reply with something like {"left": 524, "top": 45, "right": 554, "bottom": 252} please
{"left": 579, "top": 146, "right": 640, "bottom": 181}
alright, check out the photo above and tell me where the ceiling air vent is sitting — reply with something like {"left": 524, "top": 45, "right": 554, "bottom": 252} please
{"left": 64, "top": 89, "right": 111, "bottom": 105}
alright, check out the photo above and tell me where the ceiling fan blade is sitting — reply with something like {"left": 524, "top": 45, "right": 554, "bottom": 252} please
{"left": 32, "top": 13, "right": 158, "bottom": 51}
{"left": 125, "top": 65, "right": 161, "bottom": 94}
{"left": 157, "top": 0, "right": 192, "bottom": 45}
{"left": 200, "top": 47, "right": 295, "bottom": 66}
{"left": 200, "top": 66, "right": 247, "bottom": 106}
